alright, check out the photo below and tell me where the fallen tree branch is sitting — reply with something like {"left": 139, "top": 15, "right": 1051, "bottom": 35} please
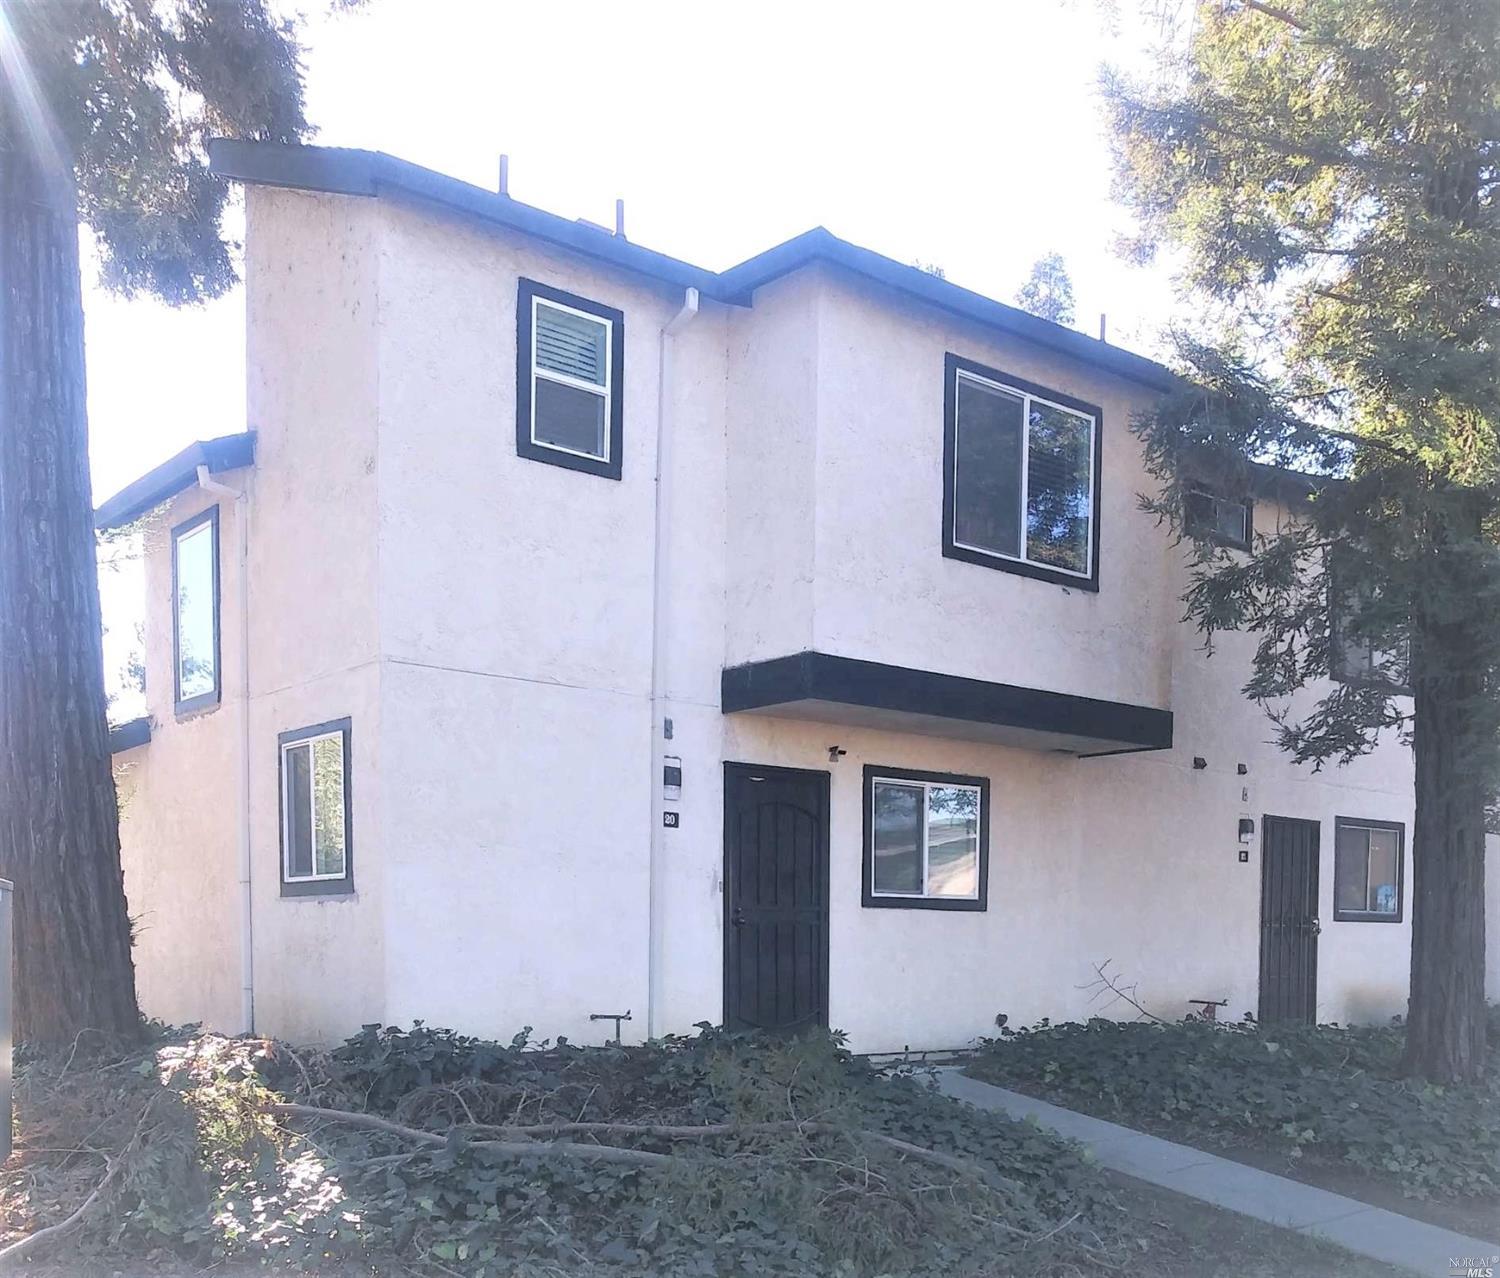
{"left": 1079, "top": 960, "right": 1166, "bottom": 1024}
{"left": 271, "top": 1102, "right": 671, "bottom": 1168}
{"left": 0, "top": 1096, "right": 157, "bottom": 1271}
{"left": 271, "top": 1104, "right": 1012, "bottom": 1186}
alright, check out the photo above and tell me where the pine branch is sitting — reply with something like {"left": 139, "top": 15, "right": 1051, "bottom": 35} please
{"left": 1238, "top": 0, "right": 1309, "bottom": 31}
{"left": 270, "top": 1102, "right": 672, "bottom": 1169}
{"left": 0, "top": 1096, "right": 157, "bottom": 1270}
{"left": 269, "top": 1104, "right": 1013, "bottom": 1186}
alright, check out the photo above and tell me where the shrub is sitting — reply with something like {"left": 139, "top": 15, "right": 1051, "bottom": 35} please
{"left": 4, "top": 1023, "right": 1148, "bottom": 1276}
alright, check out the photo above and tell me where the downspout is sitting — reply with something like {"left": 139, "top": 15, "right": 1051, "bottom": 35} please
{"left": 646, "top": 287, "right": 700, "bottom": 1040}
{"left": 196, "top": 465, "right": 253, "bottom": 1034}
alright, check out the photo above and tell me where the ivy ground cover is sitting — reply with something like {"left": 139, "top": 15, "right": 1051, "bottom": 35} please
{"left": 966, "top": 1013, "right": 1500, "bottom": 1220}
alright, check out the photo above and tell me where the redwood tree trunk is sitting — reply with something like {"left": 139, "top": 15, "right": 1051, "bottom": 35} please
{"left": 0, "top": 123, "right": 140, "bottom": 1046}
{"left": 1404, "top": 646, "right": 1489, "bottom": 1082}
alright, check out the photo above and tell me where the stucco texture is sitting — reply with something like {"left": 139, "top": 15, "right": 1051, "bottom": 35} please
{"left": 111, "top": 183, "right": 1467, "bottom": 1055}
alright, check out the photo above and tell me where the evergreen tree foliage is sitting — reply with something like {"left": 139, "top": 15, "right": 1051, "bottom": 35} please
{"left": 0, "top": 0, "right": 308, "bottom": 1046}
{"left": 1107, "top": 0, "right": 1498, "bottom": 1079}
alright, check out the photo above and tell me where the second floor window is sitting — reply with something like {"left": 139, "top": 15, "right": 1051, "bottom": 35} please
{"left": 1329, "top": 558, "right": 1410, "bottom": 691}
{"left": 172, "top": 507, "right": 219, "bottom": 713}
{"left": 1185, "top": 488, "right": 1252, "bottom": 550}
{"left": 943, "top": 354, "right": 1100, "bottom": 589}
{"left": 516, "top": 279, "right": 624, "bottom": 480}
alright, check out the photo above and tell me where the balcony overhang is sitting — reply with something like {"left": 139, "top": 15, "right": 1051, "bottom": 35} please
{"left": 721, "top": 652, "right": 1173, "bottom": 757}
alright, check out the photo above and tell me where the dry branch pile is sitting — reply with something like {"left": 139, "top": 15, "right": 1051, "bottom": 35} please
{"left": 0, "top": 1022, "right": 1144, "bottom": 1276}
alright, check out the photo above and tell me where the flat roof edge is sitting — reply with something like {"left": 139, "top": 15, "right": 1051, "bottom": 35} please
{"left": 722, "top": 652, "right": 1174, "bottom": 754}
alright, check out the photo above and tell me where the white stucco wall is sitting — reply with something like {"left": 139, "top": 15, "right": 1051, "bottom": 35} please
{"left": 114, "top": 489, "right": 244, "bottom": 1032}
{"left": 809, "top": 266, "right": 1175, "bottom": 709}
{"left": 114, "top": 179, "right": 1473, "bottom": 1055}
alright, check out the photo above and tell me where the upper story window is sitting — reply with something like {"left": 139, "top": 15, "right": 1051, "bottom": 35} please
{"left": 862, "top": 765, "right": 989, "bottom": 911}
{"left": 1329, "top": 560, "right": 1410, "bottom": 692}
{"left": 1185, "top": 488, "right": 1252, "bottom": 550}
{"left": 279, "top": 718, "right": 353, "bottom": 897}
{"left": 942, "top": 354, "right": 1100, "bottom": 590}
{"left": 1334, "top": 817, "right": 1403, "bottom": 922}
{"left": 172, "top": 507, "right": 220, "bottom": 714}
{"left": 516, "top": 278, "right": 624, "bottom": 480}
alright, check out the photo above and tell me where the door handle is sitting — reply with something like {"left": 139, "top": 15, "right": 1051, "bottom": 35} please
{"left": 731, "top": 909, "right": 747, "bottom": 927}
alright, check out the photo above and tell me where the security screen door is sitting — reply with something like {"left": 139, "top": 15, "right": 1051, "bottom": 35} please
{"left": 1258, "top": 815, "right": 1321, "bottom": 1024}
{"left": 722, "top": 763, "right": 830, "bottom": 1032}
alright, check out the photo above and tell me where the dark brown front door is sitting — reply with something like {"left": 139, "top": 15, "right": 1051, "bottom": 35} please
{"left": 723, "top": 763, "right": 830, "bottom": 1032}
{"left": 1259, "top": 815, "right": 1321, "bottom": 1024}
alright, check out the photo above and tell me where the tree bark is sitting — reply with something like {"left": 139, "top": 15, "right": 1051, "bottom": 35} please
{"left": 1404, "top": 634, "right": 1488, "bottom": 1082}
{"left": 0, "top": 115, "right": 140, "bottom": 1045}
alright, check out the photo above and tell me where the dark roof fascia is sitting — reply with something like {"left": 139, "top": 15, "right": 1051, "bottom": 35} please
{"left": 1246, "top": 459, "right": 1327, "bottom": 504}
{"left": 108, "top": 716, "right": 151, "bottom": 754}
{"left": 721, "top": 651, "right": 1174, "bottom": 752}
{"left": 208, "top": 139, "right": 723, "bottom": 299}
{"left": 716, "top": 228, "right": 1182, "bottom": 394}
{"left": 94, "top": 432, "right": 256, "bottom": 530}
{"left": 208, "top": 142, "right": 1180, "bottom": 388}
{"left": 1182, "top": 453, "right": 1329, "bottom": 507}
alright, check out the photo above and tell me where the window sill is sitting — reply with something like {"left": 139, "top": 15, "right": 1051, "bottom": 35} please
{"left": 1332, "top": 911, "right": 1402, "bottom": 924}
{"left": 174, "top": 693, "right": 221, "bottom": 720}
{"left": 280, "top": 879, "right": 355, "bottom": 900}
{"left": 861, "top": 895, "right": 986, "bottom": 912}
{"left": 1188, "top": 530, "right": 1252, "bottom": 553}
{"left": 516, "top": 438, "right": 621, "bottom": 480}
{"left": 941, "top": 544, "right": 1099, "bottom": 592}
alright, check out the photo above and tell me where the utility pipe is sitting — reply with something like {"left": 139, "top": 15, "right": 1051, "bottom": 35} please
{"left": 196, "top": 465, "right": 254, "bottom": 1033}
{"left": 645, "top": 287, "right": 700, "bottom": 1040}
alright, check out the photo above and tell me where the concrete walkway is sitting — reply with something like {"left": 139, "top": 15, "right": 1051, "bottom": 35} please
{"left": 937, "top": 1068, "right": 1498, "bottom": 1276}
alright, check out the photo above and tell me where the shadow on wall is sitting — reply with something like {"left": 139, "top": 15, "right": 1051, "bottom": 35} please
{"left": 1338, "top": 986, "right": 1407, "bottom": 1026}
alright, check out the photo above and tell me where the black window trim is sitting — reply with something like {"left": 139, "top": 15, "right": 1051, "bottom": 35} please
{"left": 277, "top": 717, "right": 355, "bottom": 898}
{"left": 941, "top": 352, "right": 1102, "bottom": 592}
{"left": 1332, "top": 815, "right": 1404, "bottom": 923}
{"left": 1184, "top": 485, "right": 1255, "bottom": 552}
{"left": 516, "top": 277, "right": 625, "bottom": 480}
{"left": 170, "top": 505, "right": 222, "bottom": 716}
{"left": 861, "top": 764, "right": 990, "bottom": 911}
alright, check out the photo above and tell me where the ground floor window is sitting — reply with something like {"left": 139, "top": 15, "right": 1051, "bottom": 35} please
{"left": 1333, "top": 817, "right": 1403, "bottom": 922}
{"left": 862, "top": 765, "right": 988, "bottom": 910}
{"left": 279, "top": 718, "right": 353, "bottom": 896}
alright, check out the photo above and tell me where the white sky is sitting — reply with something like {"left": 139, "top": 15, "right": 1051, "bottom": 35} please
{"left": 92, "top": 0, "right": 1186, "bottom": 711}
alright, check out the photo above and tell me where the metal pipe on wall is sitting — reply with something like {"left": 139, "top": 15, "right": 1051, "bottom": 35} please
{"left": 645, "top": 287, "right": 700, "bottom": 1040}
{"left": 196, "top": 467, "right": 254, "bottom": 1033}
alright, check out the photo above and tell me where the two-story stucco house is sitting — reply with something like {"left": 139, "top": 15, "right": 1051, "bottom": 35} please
{"left": 98, "top": 140, "right": 1467, "bottom": 1052}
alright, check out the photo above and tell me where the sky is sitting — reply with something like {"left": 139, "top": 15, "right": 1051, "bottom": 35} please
{"left": 92, "top": 0, "right": 1187, "bottom": 710}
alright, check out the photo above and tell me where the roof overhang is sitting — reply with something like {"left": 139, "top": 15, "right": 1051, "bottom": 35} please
{"left": 722, "top": 652, "right": 1173, "bottom": 757}
{"left": 108, "top": 717, "right": 151, "bottom": 754}
{"left": 208, "top": 141, "right": 1180, "bottom": 393}
{"left": 209, "top": 140, "right": 722, "bottom": 298}
{"left": 95, "top": 432, "right": 255, "bottom": 530}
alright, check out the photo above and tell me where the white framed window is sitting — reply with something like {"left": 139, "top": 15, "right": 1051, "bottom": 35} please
{"left": 172, "top": 506, "right": 220, "bottom": 713}
{"left": 1185, "top": 488, "right": 1252, "bottom": 549}
{"left": 517, "top": 279, "right": 624, "bottom": 479}
{"left": 863, "top": 766, "right": 988, "bottom": 910}
{"left": 279, "top": 719, "right": 352, "bottom": 896}
{"left": 943, "top": 354, "right": 1100, "bottom": 589}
